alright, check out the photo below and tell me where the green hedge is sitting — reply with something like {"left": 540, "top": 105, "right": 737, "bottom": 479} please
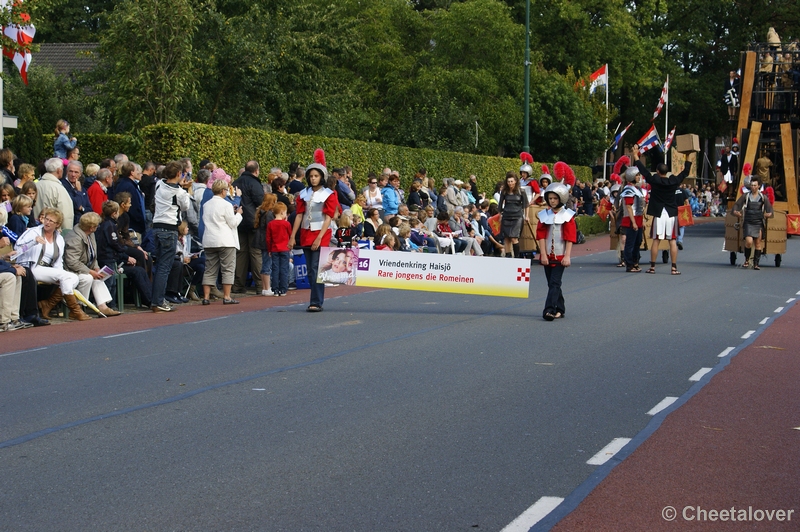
{"left": 137, "top": 123, "right": 593, "bottom": 193}
{"left": 575, "top": 215, "right": 609, "bottom": 236}
{"left": 10, "top": 124, "right": 594, "bottom": 195}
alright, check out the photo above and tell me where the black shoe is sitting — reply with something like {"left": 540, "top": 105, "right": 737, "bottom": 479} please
{"left": 287, "top": 283, "right": 297, "bottom": 291}
{"left": 677, "top": 242, "right": 683, "bottom": 250}
{"left": 24, "top": 315, "right": 50, "bottom": 327}
{"left": 223, "top": 298, "right": 240, "bottom": 305}
{"left": 178, "top": 296, "right": 190, "bottom": 303}
{"left": 202, "top": 299, "right": 211, "bottom": 305}
{"left": 165, "top": 295, "right": 183, "bottom": 305}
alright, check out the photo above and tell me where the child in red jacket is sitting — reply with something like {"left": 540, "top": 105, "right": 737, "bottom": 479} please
{"left": 266, "top": 203, "right": 292, "bottom": 296}
{"left": 536, "top": 179, "right": 577, "bottom": 321}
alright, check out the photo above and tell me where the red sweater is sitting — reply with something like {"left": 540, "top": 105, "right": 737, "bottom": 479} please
{"left": 87, "top": 181, "right": 108, "bottom": 215}
{"left": 266, "top": 219, "right": 292, "bottom": 252}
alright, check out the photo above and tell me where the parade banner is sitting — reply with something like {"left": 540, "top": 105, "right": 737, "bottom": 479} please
{"left": 317, "top": 247, "right": 532, "bottom": 298}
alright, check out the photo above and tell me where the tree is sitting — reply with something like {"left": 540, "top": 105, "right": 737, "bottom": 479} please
{"left": 98, "top": 0, "right": 197, "bottom": 128}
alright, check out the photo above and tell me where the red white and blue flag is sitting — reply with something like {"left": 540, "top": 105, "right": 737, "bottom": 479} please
{"left": 637, "top": 124, "right": 661, "bottom": 154}
{"left": 611, "top": 121, "right": 633, "bottom": 151}
{"left": 589, "top": 64, "right": 608, "bottom": 94}
{"left": 663, "top": 126, "right": 677, "bottom": 151}
{"left": 652, "top": 76, "right": 669, "bottom": 120}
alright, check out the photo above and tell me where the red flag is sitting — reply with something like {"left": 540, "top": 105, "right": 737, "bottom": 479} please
{"left": 663, "top": 126, "right": 677, "bottom": 151}
{"left": 652, "top": 77, "right": 669, "bottom": 120}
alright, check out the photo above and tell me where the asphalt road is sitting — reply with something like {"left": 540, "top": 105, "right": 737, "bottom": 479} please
{"left": 1, "top": 220, "right": 797, "bottom": 531}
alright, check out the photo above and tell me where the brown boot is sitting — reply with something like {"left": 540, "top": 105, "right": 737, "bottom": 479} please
{"left": 188, "top": 285, "right": 202, "bottom": 302}
{"left": 64, "top": 294, "right": 92, "bottom": 321}
{"left": 38, "top": 287, "right": 64, "bottom": 319}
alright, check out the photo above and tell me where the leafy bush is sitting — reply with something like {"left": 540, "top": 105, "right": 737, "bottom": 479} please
{"left": 137, "top": 123, "right": 593, "bottom": 192}
{"left": 575, "top": 214, "right": 609, "bottom": 236}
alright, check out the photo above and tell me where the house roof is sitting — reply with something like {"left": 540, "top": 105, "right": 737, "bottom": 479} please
{"left": 32, "top": 43, "right": 99, "bottom": 76}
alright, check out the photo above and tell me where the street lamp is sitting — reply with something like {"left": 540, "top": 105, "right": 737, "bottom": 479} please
{"left": 522, "top": 0, "right": 531, "bottom": 153}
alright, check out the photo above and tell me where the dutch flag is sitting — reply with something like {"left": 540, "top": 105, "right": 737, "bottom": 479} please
{"left": 636, "top": 125, "right": 661, "bottom": 154}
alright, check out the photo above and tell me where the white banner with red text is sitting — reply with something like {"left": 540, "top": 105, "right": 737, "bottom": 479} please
{"left": 316, "top": 247, "right": 532, "bottom": 298}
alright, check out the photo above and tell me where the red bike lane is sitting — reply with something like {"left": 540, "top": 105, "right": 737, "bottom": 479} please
{"left": 547, "top": 300, "right": 800, "bottom": 531}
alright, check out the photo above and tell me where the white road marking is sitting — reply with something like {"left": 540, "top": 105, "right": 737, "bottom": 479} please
{"left": 718, "top": 347, "right": 735, "bottom": 358}
{"left": 647, "top": 397, "right": 678, "bottom": 416}
{"left": 689, "top": 367, "right": 713, "bottom": 382}
{"left": 774, "top": 307, "right": 784, "bottom": 313}
{"left": 741, "top": 330, "right": 756, "bottom": 339}
{"left": 501, "top": 496, "right": 564, "bottom": 532}
{"left": 0, "top": 346, "right": 47, "bottom": 358}
{"left": 103, "top": 329, "right": 151, "bottom": 339}
{"left": 759, "top": 317, "right": 769, "bottom": 325}
{"left": 787, "top": 298, "right": 796, "bottom": 303}
{"left": 587, "top": 438, "right": 631, "bottom": 466}
{"left": 192, "top": 316, "right": 230, "bottom": 324}
{"left": 252, "top": 388, "right": 266, "bottom": 391}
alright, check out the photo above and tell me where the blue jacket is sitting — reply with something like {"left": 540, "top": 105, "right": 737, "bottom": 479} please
{"left": 381, "top": 185, "right": 400, "bottom": 216}
{"left": 0, "top": 258, "right": 16, "bottom": 275}
{"left": 114, "top": 176, "right": 147, "bottom": 233}
{"left": 61, "top": 178, "right": 94, "bottom": 226}
{"left": 53, "top": 133, "right": 77, "bottom": 159}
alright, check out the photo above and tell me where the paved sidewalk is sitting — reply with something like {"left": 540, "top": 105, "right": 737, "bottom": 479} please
{"left": 541, "top": 297, "right": 800, "bottom": 531}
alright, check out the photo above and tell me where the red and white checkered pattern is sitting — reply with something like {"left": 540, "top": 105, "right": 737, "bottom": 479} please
{"left": 652, "top": 77, "right": 668, "bottom": 120}
{"left": 516, "top": 267, "right": 531, "bottom": 282}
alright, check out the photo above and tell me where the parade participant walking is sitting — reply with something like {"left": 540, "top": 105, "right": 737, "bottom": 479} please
{"left": 632, "top": 144, "right": 694, "bottom": 275}
{"left": 536, "top": 173, "right": 577, "bottom": 321}
{"left": 732, "top": 176, "right": 773, "bottom": 269}
{"left": 619, "top": 167, "right": 644, "bottom": 272}
{"left": 498, "top": 171, "right": 529, "bottom": 258}
{"left": 289, "top": 149, "right": 339, "bottom": 312}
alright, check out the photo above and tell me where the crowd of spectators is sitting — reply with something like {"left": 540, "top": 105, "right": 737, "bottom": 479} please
{"left": 0, "top": 122, "right": 725, "bottom": 331}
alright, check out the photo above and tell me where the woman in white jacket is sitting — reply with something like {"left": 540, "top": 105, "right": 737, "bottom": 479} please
{"left": 201, "top": 179, "right": 242, "bottom": 305}
{"left": 14, "top": 207, "right": 91, "bottom": 320}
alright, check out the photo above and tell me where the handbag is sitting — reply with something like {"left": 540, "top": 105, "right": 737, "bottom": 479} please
{"left": 677, "top": 204, "right": 694, "bottom": 227}
{"left": 717, "top": 181, "right": 727, "bottom": 194}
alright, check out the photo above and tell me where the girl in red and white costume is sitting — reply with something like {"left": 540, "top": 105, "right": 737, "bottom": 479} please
{"left": 289, "top": 149, "right": 339, "bottom": 312}
{"left": 536, "top": 162, "right": 577, "bottom": 321}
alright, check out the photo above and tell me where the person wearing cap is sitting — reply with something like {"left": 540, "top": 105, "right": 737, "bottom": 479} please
{"left": 632, "top": 144, "right": 694, "bottom": 275}
{"left": 536, "top": 179, "right": 577, "bottom": 321}
{"left": 619, "top": 167, "right": 645, "bottom": 272}
{"left": 290, "top": 150, "right": 339, "bottom": 312}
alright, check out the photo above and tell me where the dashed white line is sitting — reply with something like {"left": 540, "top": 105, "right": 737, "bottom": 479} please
{"left": 796, "top": 290, "right": 800, "bottom": 295}
{"left": 787, "top": 298, "right": 796, "bottom": 303}
{"left": 647, "top": 397, "right": 678, "bottom": 416}
{"left": 689, "top": 367, "right": 713, "bottom": 382}
{"left": 0, "top": 346, "right": 48, "bottom": 358}
{"left": 774, "top": 307, "right": 784, "bottom": 313}
{"left": 718, "top": 347, "right": 735, "bottom": 358}
{"left": 501, "top": 496, "right": 564, "bottom": 532}
{"left": 741, "top": 330, "right": 756, "bottom": 339}
{"left": 191, "top": 316, "right": 230, "bottom": 324}
{"left": 103, "top": 329, "right": 151, "bottom": 339}
{"left": 759, "top": 317, "right": 770, "bottom": 325}
{"left": 587, "top": 438, "right": 631, "bottom": 466}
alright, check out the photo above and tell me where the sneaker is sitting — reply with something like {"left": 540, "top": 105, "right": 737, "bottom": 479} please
{"left": 152, "top": 303, "right": 175, "bottom": 313}
{"left": 677, "top": 242, "right": 684, "bottom": 250}
{"left": 165, "top": 295, "right": 183, "bottom": 305}
{"left": 274, "top": 291, "right": 281, "bottom": 297}
{"left": 2, "top": 321, "right": 24, "bottom": 331}
{"left": 287, "top": 283, "right": 297, "bottom": 291}
{"left": 262, "top": 289, "right": 274, "bottom": 296}
{"left": 10, "top": 319, "right": 33, "bottom": 329}
{"left": 279, "top": 292, "right": 287, "bottom": 297}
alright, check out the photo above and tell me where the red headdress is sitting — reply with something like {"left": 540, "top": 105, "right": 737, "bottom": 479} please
{"left": 553, "top": 161, "right": 576, "bottom": 187}
{"left": 613, "top": 156, "right": 630, "bottom": 176}
{"left": 610, "top": 173, "right": 622, "bottom": 185}
{"left": 519, "top": 152, "right": 534, "bottom": 175}
{"left": 764, "top": 186, "right": 775, "bottom": 205}
{"left": 742, "top": 162, "right": 752, "bottom": 176}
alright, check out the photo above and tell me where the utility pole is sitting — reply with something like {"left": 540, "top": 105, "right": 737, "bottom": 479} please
{"left": 522, "top": 0, "right": 531, "bottom": 153}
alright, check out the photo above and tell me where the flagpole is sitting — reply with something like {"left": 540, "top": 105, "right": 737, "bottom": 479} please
{"left": 664, "top": 74, "right": 669, "bottom": 164}
{"left": 603, "top": 64, "right": 609, "bottom": 183}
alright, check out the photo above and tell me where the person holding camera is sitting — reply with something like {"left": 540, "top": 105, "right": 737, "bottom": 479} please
{"left": 151, "top": 161, "right": 193, "bottom": 312}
